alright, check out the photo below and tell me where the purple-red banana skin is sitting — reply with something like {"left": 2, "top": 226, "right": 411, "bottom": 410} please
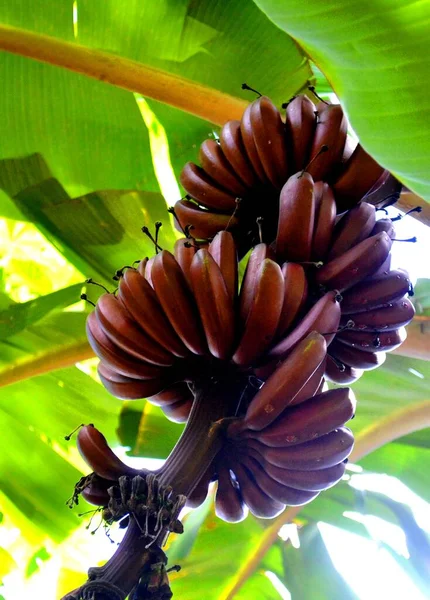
{"left": 244, "top": 332, "right": 327, "bottom": 431}
{"left": 174, "top": 199, "right": 239, "bottom": 240}
{"left": 276, "top": 171, "right": 315, "bottom": 263}
{"left": 285, "top": 95, "right": 317, "bottom": 171}
{"left": 240, "top": 102, "right": 268, "bottom": 183}
{"left": 199, "top": 139, "right": 248, "bottom": 196}
{"left": 325, "top": 356, "right": 363, "bottom": 384}
{"left": 232, "top": 461, "right": 286, "bottom": 518}
{"left": 276, "top": 262, "right": 308, "bottom": 339}
{"left": 189, "top": 249, "right": 235, "bottom": 360}
{"left": 315, "top": 232, "right": 393, "bottom": 292}
{"left": 245, "top": 427, "right": 354, "bottom": 470}
{"left": 332, "top": 144, "right": 385, "bottom": 210}
{"left": 160, "top": 397, "right": 193, "bottom": 423}
{"left": 151, "top": 250, "right": 208, "bottom": 355}
{"left": 268, "top": 291, "right": 341, "bottom": 360}
{"left": 327, "top": 202, "right": 376, "bottom": 260}
{"left": 174, "top": 237, "right": 198, "bottom": 286}
{"left": 264, "top": 462, "right": 346, "bottom": 492}
{"left": 312, "top": 182, "right": 337, "bottom": 260}
{"left": 180, "top": 162, "right": 238, "bottom": 211}
{"left": 86, "top": 312, "right": 163, "bottom": 380}
{"left": 77, "top": 424, "right": 139, "bottom": 481}
{"left": 307, "top": 103, "right": 347, "bottom": 181}
{"left": 342, "top": 297, "right": 415, "bottom": 331}
{"left": 239, "top": 243, "right": 275, "bottom": 322}
{"left": 98, "top": 370, "right": 169, "bottom": 400}
{"left": 251, "top": 96, "right": 289, "bottom": 188}
{"left": 215, "top": 463, "right": 248, "bottom": 523}
{"left": 341, "top": 270, "right": 411, "bottom": 314}
{"left": 246, "top": 388, "right": 356, "bottom": 447}
{"left": 337, "top": 327, "right": 406, "bottom": 353}
{"left": 208, "top": 230, "right": 238, "bottom": 301}
{"left": 95, "top": 293, "right": 174, "bottom": 367}
{"left": 238, "top": 456, "right": 319, "bottom": 506}
{"left": 329, "top": 340, "right": 386, "bottom": 370}
{"left": 118, "top": 269, "right": 188, "bottom": 358}
{"left": 233, "top": 259, "right": 284, "bottom": 366}
{"left": 219, "top": 120, "right": 258, "bottom": 187}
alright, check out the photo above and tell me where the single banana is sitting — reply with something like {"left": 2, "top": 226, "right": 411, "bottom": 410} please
{"left": 118, "top": 269, "right": 189, "bottom": 358}
{"left": 329, "top": 341, "right": 386, "bottom": 370}
{"left": 232, "top": 461, "right": 286, "bottom": 518}
{"left": 341, "top": 269, "right": 411, "bottom": 314}
{"left": 327, "top": 202, "right": 376, "bottom": 260}
{"left": 215, "top": 462, "right": 248, "bottom": 523}
{"left": 285, "top": 95, "right": 317, "bottom": 171}
{"left": 276, "top": 171, "right": 315, "bottom": 263}
{"left": 264, "top": 461, "right": 346, "bottom": 492}
{"left": 77, "top": 424, "right": 140, "bottom": 480}
{"left": 174, "top": 198, "right": 239, "bottom": 240}
{"left": 341, "top": 297, "right": 415, "bottom": 331}
{"left": 151, "top": 250, "right": 208, "bottom": 355}
{"left": 243, "top": 332, "right": 327, "bottom": 431}
{"left": 189, "top": 249, "right": 235, "bottom": 360}
{"left": 247, "top": 388, "right": 356, "bottom": 448}
{"left": 199, "top": 139, "right": 249, "bottom": 196}
{"left": 311, "top": 182, "right": 337, "bottom": 260}
{"left": 237, "top": 455, "right": 319, "bottom": 506}
{"left": 233, "top": 258, "right": 284, "bottom": 366}
{"left": 180, "top": 162, "right": 238, "bottom": 211}
{"left": 208, "top": 230, "right": 238, "bottom": 301}
{"left": 251, "top": 96, "right": 289, "bottom": 188}
{"left": 315, "top": 232, "right": 393, "bottom": 292}
{"left": 160, "top": 396, "right": 194, "bottom": 423}
{"left": 337, "top": 327, "right": 406, "bottom": 353}
{"left": 240, "top": 102, "right": 269, "bottom": 183}
{"left": 174, "top": 237, "right": 198, "bottom": 286}
{"left": 307, "top": 102, "right": 347, "bottom": 181}
{"left": 268, "top": 291, "right": 341, "bottom": 361}
{"left": 332, "top": 144, "right": 385, "bottom": 211}
{"left": 275, "top": 262, "right": 308, "bottom": 339}
{"left": 239, "top": 243, "right": 275, "bottom": 322}
{"left": 246, "top": 427, "right": 354, "bottom": 470}
{"left": 86, "top": 312, "right": 163, "bottom": 380}
{"left": 219, "top": 120, "right": 258, "bottom": 187}
{"left": 95, "top": 293, "right": 175, "bottom": 366}
{"left": 98, "top": 365, "right": 169, "bottom": 400}
{"left": 325, "top": 355, "right": 363, "bottom": 384}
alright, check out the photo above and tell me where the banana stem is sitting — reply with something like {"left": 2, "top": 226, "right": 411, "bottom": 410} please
{"left": 157, "top": 377, "right": 244, "bottom": 494}
{"left": 0, "top": 24, "right": 247, "bottom": 126}
{"left": 63, "top": 375, "right": 247, "bottom": 600}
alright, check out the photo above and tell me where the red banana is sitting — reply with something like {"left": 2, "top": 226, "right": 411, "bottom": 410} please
{"left": 315, "top": 232, "right": 393, "bottom": 292}
{"left": 276, "top": 171, "right": 315, "bottom": 263}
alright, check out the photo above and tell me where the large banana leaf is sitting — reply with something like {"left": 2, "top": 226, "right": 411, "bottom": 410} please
{"left": 253, "top": 0, "right": 430, "bottom": 200}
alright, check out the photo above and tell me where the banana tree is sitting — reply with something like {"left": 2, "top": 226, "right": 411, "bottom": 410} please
{"left": 0, "top": 1, "right": 429, "bottom": 599}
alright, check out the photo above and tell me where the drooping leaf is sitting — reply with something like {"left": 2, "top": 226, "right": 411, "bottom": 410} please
{"left": 253, "top": 0, "right": 430, "bottom": 200}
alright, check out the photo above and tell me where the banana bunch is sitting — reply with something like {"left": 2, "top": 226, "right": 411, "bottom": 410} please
{"left": 81, "top": 91, "right": 415, "bottom": 525}
{"left": 175, "top": 94, "right": 387, "bottom": 254}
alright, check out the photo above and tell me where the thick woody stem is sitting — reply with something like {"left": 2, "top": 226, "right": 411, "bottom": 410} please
{"left": 63, "top": 375, "right": 247, "bottom": 600}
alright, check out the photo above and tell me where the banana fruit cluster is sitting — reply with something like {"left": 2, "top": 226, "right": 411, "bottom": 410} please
{"left": 176, "top": 94, "right": 386, "bottom": 254}
{"left": 82, "top": 92, "right": 415, "bottom": 522}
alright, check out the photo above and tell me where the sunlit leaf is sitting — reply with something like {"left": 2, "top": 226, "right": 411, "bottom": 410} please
{"left": 253, "top": 0, "right": 430, "bottom": 200}
{"left": 0, "top": 283, "right": 84, "bottom": 339}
